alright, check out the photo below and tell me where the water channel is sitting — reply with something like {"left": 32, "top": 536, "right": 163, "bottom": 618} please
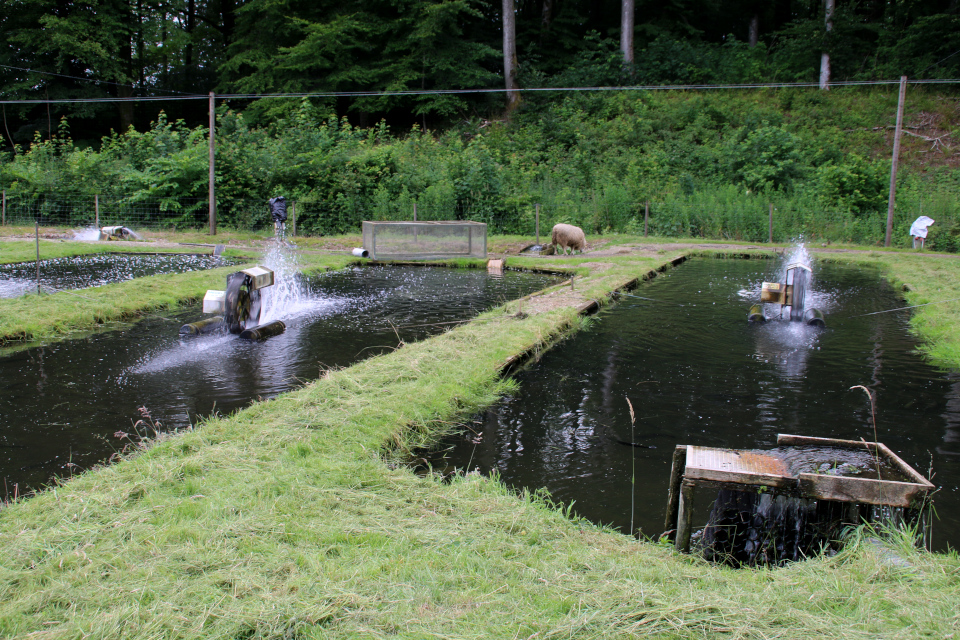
{"left": 429, "top": 257, "right": 960, "bottom": 551}
{"left": 0, "top": 263, "right": 559, "bottom": 494}
{"left": 0, "top": 253, "right": 238, "bottom": 298}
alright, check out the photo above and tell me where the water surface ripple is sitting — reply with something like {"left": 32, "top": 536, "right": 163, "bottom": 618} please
{"left": 0, "top": 253, "right": 238, "bottom": 298}
{"left": 0, "top": 265, "right": 557, "bottom": 493}
{"left": 431, "top": 258, "right": 960, "bottom": 551}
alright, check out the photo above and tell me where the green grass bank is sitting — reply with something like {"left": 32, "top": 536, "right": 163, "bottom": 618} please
{"left": 1, "top": 240, "right": 959, "bottom": 638}
{"left": 0, "top": 242, "right": 356, "bottom": 344}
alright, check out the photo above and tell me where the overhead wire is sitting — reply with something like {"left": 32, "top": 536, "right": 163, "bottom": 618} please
{"left": 2, "top": 78, "right": 960, "bottom": 105}
{"left": 0, "top": 63, "right": 197, "bottom": 96}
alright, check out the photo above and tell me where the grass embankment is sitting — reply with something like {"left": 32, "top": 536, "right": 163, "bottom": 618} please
{"left": 0, "top": 244, "right": 354, "bottom": 344}
{"left": 816, "top": 250, "right": 960, "bottom": 368}
{"left": 0, "top": 229, "right": 587, "bottom": 344}
{"left": 2, "top": 246, "right": 959, "bottom": 638}
{"left": 0, "top": 237, "right": 248, "bottom": 266}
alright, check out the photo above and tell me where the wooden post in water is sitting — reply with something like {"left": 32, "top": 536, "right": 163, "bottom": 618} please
{"left": 768, "top": 203, "right": 773, "bottom": 243}
{"left": 94, "top": 194, "right": 99, "bottom": 228}
{"left": 644, "top": 201, "right": 649, "bottom": 237}
{"left": 535, "top": 203, "right": 540, "bottom": 244}
{"left": 885, "top": 76, "right": 907, "bottom": 247}
{"left": 663, "top": 444, "right": 687, "bottom": 540}
{"left": 35, "top": 220, "right": 40, "bottom": 295}
{"left": 208, "top": 92, "right": 216, "bottom": 236}
{"left": 676, "top": 480, "right": 695, "bottom": 552}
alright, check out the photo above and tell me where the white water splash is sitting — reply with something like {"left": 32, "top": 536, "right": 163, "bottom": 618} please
{"left": 71, "top": 227, "right": 101, "bottom": 241}
{"left": 776, "top": 242, "right": 813, "bottom": 282}
{"left": 129, "top": 332, "right": 235, "bottom": 374}
{"left": 257, "top": 242, "right": 314, "bottom": 322}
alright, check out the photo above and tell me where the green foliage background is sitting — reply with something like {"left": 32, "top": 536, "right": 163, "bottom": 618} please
{"left": 2, "top": 87, "right": 960, "bottom": 249}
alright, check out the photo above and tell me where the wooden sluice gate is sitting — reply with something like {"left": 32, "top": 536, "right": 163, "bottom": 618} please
{"left": 663, "top": 434, "right": 935, "bottom": 565}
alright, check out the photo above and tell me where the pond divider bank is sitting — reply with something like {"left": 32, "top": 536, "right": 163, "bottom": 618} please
{"left": 0, "top": 254, "right": 354, "bottom": 345}
{"left": 1, "top": 248, "right": 959, "bottom": 638}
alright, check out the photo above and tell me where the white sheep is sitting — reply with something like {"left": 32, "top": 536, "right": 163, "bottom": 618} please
{"left": 550, "top": 223, "right": 586, "bottom": 255}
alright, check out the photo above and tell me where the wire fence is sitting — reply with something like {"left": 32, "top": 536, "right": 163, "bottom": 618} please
{"left": 0, "top": 192, "right": 936, "bottom": 249}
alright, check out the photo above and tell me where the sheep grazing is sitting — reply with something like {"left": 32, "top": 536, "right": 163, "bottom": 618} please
{"left": 550, "top": 223, "right": 586, "bottom": 255}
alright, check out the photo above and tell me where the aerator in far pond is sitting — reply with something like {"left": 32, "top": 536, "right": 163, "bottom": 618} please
{"left": 747, "top": 261, "right": 825, "bottom": 327}
{"left": 179, "top": 266, "right": 286, "bottom": 340}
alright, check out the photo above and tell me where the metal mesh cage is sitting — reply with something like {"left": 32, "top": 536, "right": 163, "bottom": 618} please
{"left": 361, "top": 221, "right": 487, "bottom": 260}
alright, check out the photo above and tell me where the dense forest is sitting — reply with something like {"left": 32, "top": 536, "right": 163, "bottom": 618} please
{"left": 2, "top": 0, "right": 960, "bottom": 139}
{"left": 1, "top": 1, "right": 960, "bottom": 247}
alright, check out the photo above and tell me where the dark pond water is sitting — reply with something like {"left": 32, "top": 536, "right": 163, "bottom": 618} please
{"left": 0, "top": 265, "right": 558, "bottom": 495}
{"left": 0, "top": 253, "right": 238, "bottom": 298}
{"left": 429, "top": 256, "right": 960, "bottom": 551}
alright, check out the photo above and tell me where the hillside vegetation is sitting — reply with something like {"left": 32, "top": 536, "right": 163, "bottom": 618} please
{"left": 2, "top": 87, "right": 959, "bottom": 248}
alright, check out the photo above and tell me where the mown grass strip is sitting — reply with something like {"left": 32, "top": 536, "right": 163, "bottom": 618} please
{"left": 822, "top": 251, "right": 960, "bottom": 369}
{"left": 0, "top": 238, "right": 254, "bottom": 266}
{"left": 0, "top": 252, "right": 355, "bottom": 344}
{"left": 0, "top": 266, "right": 243, "bottom": 344}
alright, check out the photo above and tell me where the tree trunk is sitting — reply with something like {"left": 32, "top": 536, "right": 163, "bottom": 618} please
{"left": 117, "top": 84, "right": 135, "bottom": 131}
{"left": 136, "top": 0, "right": 144, "bottom": 89}
{"left": 182, "top": 0, "right": 195, "bottom": 90}
{"left": 221, "top": 0, "right": 237, "bottom": 53}
{"left": 118, "top": 4, "right": 135, "bottom": 131}
{"left": 748, "top": 13, "right": 759, "bottom": 47}
{"left": 541, "top": 0, "right": 553, "bottom": 33}
{"left": 620, "top": 0, "right": 634, "bottom": 64}
{"left": 819, "top": 0, "right": 834, "bottom": 90}
{"left": 502, "top": 0, "right": 519, "bottom": 113}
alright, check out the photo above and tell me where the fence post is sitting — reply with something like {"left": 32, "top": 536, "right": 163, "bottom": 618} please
{"left": 644, "top": 201, "right": 649, "bottom": 237}
{"left": 291, "top": 201, "right": 296, "bottom": 237}
{"left": 35, "top": 220, "right": 40, "bottom": 295}
{"left": 885, "top": 75, "right": 907, "bottom": 247}
{"left": 535, "top": 203, "right": 540, "bottom": 244}
{"left": 94, "top": 194, "right": 99, "bottom": 228}
{"left": 413, "top": 201, "right": 417, "bottom": 222}
{"left": 768, "top": 203, "right": 773, "bottom": 243}
{"left": 2, "top": 190, "right": 5, "bottom": 226}
{"left": 208, "top": 91, "right": 216, "bottom": 236}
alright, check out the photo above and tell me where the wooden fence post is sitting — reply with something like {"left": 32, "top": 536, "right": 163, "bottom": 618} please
{"left": 2, "top": 190, "right": 5, "bottom": 226}
{"left": 885, "top": 75, "right": 907, "bottom": 247}
{"left": 769, "top": 203, "right": 773, "bottom": 243}
{"left": 644, "top": 201, "right": 649, "bottom": 237}
{"left": 94, "top": 194, "right": 99, "bottom": 228}
{"left": 208, "top": 92, "right": 216, "bottom": 236}
{"left": 35, "top": 220, "right": 40, "bottom": 295}
{"left": 291, "top": 201, "right": 296, "bottom": 237}
{"left": 535, "top": 203, "right": 540, "bottom": 244}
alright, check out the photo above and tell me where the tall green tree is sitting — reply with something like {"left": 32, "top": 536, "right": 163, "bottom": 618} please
{"left": 221, "top": 0, "right": 500, "bottom": 124}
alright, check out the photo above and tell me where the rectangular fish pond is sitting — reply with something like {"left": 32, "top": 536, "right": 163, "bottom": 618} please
{"left": 0, "top": 252, "right": 239, "bottom": 298}
{"left": 0, "top": 263, "right": 560, "bottom": 495}
{"left": 425, "top": 256, "right": 960, "bottom": 555}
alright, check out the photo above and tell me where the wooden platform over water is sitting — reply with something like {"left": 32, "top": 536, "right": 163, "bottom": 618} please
{"left": 665, "top": 434, "right": 936, "bottom": 553}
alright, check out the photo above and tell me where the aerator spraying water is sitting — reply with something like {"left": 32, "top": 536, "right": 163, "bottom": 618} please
{"left": 179, "top": 266, "right": 286, "bottom": 340}
{"left": 747, "top": 257, "right": 825, "bottom": 327}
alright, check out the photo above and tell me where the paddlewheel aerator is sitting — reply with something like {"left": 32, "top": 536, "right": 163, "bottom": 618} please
{"left": 180, "top": 266, "right": 286, "bottom": 340}
{"left": 747, "top": 262, "right": 825, "bottom": 326}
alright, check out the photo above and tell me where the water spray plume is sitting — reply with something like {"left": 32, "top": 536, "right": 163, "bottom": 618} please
{"left": 258, "top": 243, "right": 308, "bottom": 323}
